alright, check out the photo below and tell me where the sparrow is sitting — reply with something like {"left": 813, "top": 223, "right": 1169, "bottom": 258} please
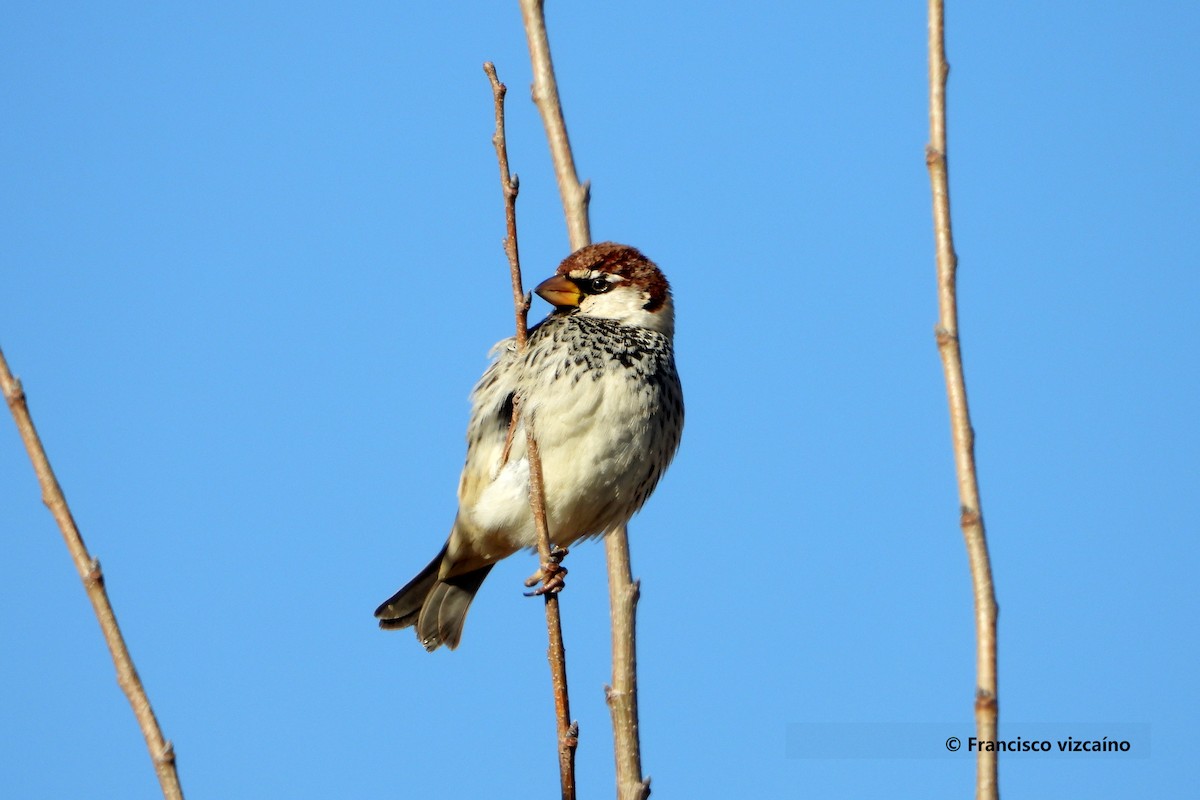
{"left": 375, "top": 242, "right": 684, "bottom": 650}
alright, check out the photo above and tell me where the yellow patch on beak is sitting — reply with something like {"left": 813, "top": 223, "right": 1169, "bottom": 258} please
{"left": 535, "top": 274, "right": 583, "bottom": 307}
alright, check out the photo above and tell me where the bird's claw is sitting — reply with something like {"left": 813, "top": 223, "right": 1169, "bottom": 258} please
{"left": 523, "top": 547, "right": 569, "bottom": 595}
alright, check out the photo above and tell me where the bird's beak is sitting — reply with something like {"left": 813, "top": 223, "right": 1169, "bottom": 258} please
{"left": 534, "top": 275, "right": 582, "bottom": 308}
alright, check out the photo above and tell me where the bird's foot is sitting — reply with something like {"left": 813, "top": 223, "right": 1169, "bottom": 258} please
{"left": 524, "top": 546, "right": 569, "bottom": 595}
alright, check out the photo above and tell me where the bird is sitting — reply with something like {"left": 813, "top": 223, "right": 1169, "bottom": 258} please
{"left": 374, "top": 242, "right": 684, "bottom": 650}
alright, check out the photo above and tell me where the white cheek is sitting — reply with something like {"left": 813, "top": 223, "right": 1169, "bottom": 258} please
{"left": 581, "top": 289, "right": 641, "bottom": 316}
{"left": 579, "top": 287, "right": 673, "bottom": 334}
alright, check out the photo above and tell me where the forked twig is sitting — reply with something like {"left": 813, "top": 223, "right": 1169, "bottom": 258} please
{"left": 0, "top": 346, "right": 185, "bottom": 800}
{"left": 484, "top": 61, "right": 578, "bottom": 800}
{"left": 926, "top": 3, "right": 1000, "bottom": 798}
{"left": 515, "top": 2, "right": 650, "bottom": 797}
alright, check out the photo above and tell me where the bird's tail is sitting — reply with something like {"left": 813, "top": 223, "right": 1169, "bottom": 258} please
{"left": 374, "top": 544, "right": 493, "bottom": 651}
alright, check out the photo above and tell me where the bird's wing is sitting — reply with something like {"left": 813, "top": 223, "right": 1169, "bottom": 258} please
{"left": 459, "top": 337, "right": 523, "bottom": 507}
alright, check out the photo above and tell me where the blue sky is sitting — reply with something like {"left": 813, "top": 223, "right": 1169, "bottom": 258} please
{"left": 2, "top": 3, "right": 1196, "bottom": 798}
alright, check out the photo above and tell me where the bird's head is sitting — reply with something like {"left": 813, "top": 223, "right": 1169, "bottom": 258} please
{"left": 534, "top": 242, "right": 674, "bottom": 336}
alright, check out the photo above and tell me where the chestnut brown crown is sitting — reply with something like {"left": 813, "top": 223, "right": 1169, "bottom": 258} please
{"left": 553, "top": 242, "right": 671, "bottom": 314}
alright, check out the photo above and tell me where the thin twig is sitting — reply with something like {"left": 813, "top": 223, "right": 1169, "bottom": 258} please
{"left": 524, "top": 424, "right": 577, "bottom": 800}
{"left": 485, "top": 62, "right": 531, "bottom": 351}
{"left": 485, "top": 61, "right": 577, "bottom": 800}
{"left": 0, "top": 346, "right": 185, "bottom": 800}
{"left": 515, "top": 3, "right": 650, "bottom": 797}
{"left": 925, "top": 3, "right": 999, "bottom": 799}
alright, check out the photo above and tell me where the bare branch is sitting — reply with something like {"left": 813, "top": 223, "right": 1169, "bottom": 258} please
{"left": 484, "top": 62, "right": 531, "bottom": 353}
{"left": 515, "top": 3, "right": 650, "bottom": 796}
{"left": 0, "top": 346, "right": 185, "bottom": 800}
{"left": 605, "top": 545, "right": 651, "bottom": 800}
{"left": 524, "top": 423, "right": 577, "bottom": 800}
{"left": 926, "top": 3, "right": 999, "bottom": 799}
{"left": 517, "top": 0, "right": 590, "bottom": 251}
{"left": 484, "top": 61, "right": 578, "bottom": 800}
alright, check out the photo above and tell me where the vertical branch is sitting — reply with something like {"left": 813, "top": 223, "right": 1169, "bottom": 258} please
{"left": 517, "top": 0, "right": 590, "bottom": 252}
{"left": 925, "top": 3, "right": 1000, "bottom": 800}
{"left": 485, "top": 62, "right": 578, "bottom": 800}
{"left": 485, "top": 63, "right": 531, "bottom": 352}
{"left": 0, "top": 347, "right": 185, "bottom": 800}
{"left": 515, "top": 3, "right": 650, "bottom": 797}
{"left": 524, "top": 424, "right": 578, "bottom": 800}
{"left": 605, "top": 538, "right": 650, "bottom": 800}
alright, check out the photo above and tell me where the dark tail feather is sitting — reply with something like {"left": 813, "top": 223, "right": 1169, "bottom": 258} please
{"left": 374, "top": 545, "right": 494, "bottom": 651}
{"left": 414, "top": 565, "right": 493, "bottom": 651}
{"left": 375, "top": 547, "right": 445, "bottom": 630}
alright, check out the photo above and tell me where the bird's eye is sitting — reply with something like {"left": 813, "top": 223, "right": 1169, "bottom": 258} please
{"left": 589, "top": 277, "right": 611, "bottom": 294}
